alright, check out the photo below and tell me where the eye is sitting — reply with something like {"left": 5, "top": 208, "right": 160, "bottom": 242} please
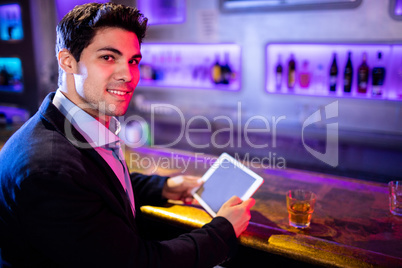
{"left": 101, "top": 55, "right": 115, "bottom": 62}
{"left": 129, "top": 58, "right": 140, "bottom": 65}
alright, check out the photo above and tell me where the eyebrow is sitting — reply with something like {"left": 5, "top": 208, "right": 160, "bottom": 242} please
{"left": 97, "top": 46, "right": 142, "bottom": 60}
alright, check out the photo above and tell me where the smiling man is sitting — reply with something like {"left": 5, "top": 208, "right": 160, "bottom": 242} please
{"left": 0, "top": 3, "right": 255, "bottom": 268}
{"left": 60, "top": 27, "right": 141, "bottom": 121}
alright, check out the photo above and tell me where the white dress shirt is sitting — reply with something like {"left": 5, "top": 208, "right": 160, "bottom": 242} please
{"left": 52, "top": 90, "right": 135, "bottom": 216}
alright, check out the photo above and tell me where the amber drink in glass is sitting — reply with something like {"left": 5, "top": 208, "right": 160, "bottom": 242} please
{"left": 389, "top": 181, "right": 402, "bottom": 216}
{"left": 286, "top": 190, "right": 316, "bottom": 228}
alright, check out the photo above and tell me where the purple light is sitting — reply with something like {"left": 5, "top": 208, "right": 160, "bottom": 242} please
{"left": 395, "top": 0, "right": 402, "bottom": 15}
{"left": 138, "top": 43, "right": 242, "bottom": 91}
{"left": 55, "top": 0, "right": 108, "bottom": 21}
{"left": 137, "top": 0, "right": 186, "bottom": 25}
{"left": 0, "top": 105, "right": 29, "bottom": 124}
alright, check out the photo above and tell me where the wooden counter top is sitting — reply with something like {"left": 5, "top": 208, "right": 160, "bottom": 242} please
{"left": 126, "top": 146, "right": 402, "bottom": 267}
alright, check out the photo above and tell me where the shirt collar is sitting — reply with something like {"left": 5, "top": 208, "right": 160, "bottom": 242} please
{"left": 52, "top": 89, "right": 121, "bottom": 148}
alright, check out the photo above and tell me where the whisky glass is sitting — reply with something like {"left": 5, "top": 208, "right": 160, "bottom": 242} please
{"left": 389, "top": 181, "right": 402, "bottom": 216}
{"left": 286, "top": 190, "right": 316, "bottom": 228}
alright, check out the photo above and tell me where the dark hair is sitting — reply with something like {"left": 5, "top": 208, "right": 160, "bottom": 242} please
{"left": 56, "top": 2, "right": 147, "bottom": 84}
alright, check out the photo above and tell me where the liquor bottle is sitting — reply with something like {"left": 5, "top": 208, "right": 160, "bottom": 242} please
{"left": 344, "top": 52, "right": 353, "bottom": 93}
{"left": 192, "top": 64, "right": 201, "bottom": 81}
{"left": 200, "top": 57, "right": 211, "bottom": 81}
{"left": 150, "top": 54, "right": 163, "bottom": 81}
{"left": 221, "top": 53, "right": 232, "bottom": 85}
{"left": 299, "top": 60, "right": 311, "bottom": 89}
{"left": 174, "top": 51, "right": 183, "bottom": 80}
{"left": 165, "top": 50, "right": 173, "bottom": 81}
{"left": 357, "top": 52, "right": 369, "bottom": 94}
{"left": 314, "top": 64, "right": 326, "bottom": 94}
{"left": 211, "top": 54, "right": 222, "bottom": 84}
{"left": 139, "top": 54, "right": 155, "bottom": 81}
{"left": 275, "top": 55, "right": 283, "bottom": 90}
{"left": 372, "top": 52, "right": 386, "bottom": 96}
{"left": 287, "top": 54, "right": 296, "bottom": 90}
{"left": 329, "top": 53, "right": 338, "bottom": 92}
{"left": 139, "top": 63, "right": 153, "bottom": 81}
{"left": 154, "top": 53, "right": 165, "bottom": 81}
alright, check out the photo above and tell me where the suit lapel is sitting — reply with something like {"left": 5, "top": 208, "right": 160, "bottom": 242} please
{"left": 83, "top": 148, "right": 136, "bottom": 225}
{"left": 38, "top": 93, "right": 136, "bottom": 226}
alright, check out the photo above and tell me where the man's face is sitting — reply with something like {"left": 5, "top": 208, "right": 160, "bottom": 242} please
{"left": 73, "top": 27, "right": 142, "bottom": 118}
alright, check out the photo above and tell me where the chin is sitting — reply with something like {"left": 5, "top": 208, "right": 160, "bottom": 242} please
{"left": 109, "top": 108, "right": 128, "bottom": 117}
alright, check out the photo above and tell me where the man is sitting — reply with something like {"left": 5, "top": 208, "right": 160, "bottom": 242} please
{"left": 0, "top": 3, "right": 255, "bottom": 267}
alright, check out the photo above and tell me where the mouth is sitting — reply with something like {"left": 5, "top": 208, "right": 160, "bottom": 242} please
{"left": 107, "top": 89, "right": 132, "bottom": 97}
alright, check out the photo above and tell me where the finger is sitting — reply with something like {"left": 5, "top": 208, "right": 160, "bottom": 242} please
{"left": 183, "top": 175, "right": 201, "bottom": 180}
{"left": 243, "top": 198, "right": 256, "bottom": 210}
{"left": 184, "top": 189, "right": 194, "bottom": 198}
{"left": 167, "top": 176, "right": 184, "bottom": 188}
{"left": 183, "top": 196, "right": 193, "bottom": 204}
{"left": 183, "top": 176, "right": 203, "bottom": 187}
{"left": 225, "top": 196, "right": 242, "bottom": 207}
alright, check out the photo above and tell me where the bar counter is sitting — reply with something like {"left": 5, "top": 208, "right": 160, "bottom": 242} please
{"left": 1, "top": 132, "right": 401, "bottom": 267}
{"left": 126, "top": 147, "right": 402, "bottom": 267}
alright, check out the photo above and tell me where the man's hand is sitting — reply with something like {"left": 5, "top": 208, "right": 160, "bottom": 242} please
{"left": 216, "top": 196, "right": 255, "bottom": 237}
{"left": 162, "top": 175, "right": 202, "bottom": 204}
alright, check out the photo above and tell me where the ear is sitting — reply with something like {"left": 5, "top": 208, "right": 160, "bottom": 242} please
{"left": 58, "top": 49, "right": 78, "bottom": 74}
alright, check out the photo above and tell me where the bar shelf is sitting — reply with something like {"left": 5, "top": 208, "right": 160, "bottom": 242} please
{"left": 138, "top": 43, "right": 241, "bottom": 91}
{"left": 266, "top": 43, "right": 402, "bottom": 101}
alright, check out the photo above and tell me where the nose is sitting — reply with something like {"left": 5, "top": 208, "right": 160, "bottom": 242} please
{"left": 114, "top": 62, "right": 137, "bottom": 83}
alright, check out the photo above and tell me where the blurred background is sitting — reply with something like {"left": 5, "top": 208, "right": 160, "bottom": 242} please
{"left": 0, "top": 0, "right": 401, "bottom": 182}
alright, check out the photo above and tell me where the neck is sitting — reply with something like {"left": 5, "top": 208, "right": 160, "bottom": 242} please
{"left": 59, "top": 83, "right": 111, "bottom": 129}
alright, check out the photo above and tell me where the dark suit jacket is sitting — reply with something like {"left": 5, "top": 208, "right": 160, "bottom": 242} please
{"left": 0, "top": 93, "right": 237, "bottom": 267}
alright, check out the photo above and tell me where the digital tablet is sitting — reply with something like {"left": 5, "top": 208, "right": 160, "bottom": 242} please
{"left": 192, "top": 153, "right": 264, "bottom": 217}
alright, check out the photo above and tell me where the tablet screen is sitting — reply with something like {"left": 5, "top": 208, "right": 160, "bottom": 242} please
{"left": 195, "top": 158, "right": 257, "bottom": 214}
